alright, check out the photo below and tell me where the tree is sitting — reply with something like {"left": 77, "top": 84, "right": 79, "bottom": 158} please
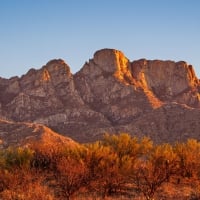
{"left": 55, "top": 156, "right": 87, "bottom": 200}
{"left": 175, "top": 139, "right": 200, "bottom": 179}
{"left": 85, "top": 141, "right": 129, "bottom": 198}
{"left": 130, "top": 143, "right": 178, "bottom": 200}
{"left": 102, "top": 133, "right": 153, "bottom": 166}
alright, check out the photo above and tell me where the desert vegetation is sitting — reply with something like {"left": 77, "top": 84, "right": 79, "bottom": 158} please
{"left": 1, "top": 133, "right": 200, "bottom": 199}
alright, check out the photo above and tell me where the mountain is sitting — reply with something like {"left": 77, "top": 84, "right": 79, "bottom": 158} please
{"left": 0, "top": 119, "right": 77, "bottom": 149}
{"left": 0, "top": 48, "right": 200, "bottom": 144}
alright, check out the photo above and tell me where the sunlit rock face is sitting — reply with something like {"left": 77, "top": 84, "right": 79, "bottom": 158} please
{"left": 0, "top": 48, "right": 200, "bottom": 143}
{"left": 129, "top": 59, "right": 200, "bottom": 107}
{"left": 0, "top": 59, "right": 84, "bottom": 122}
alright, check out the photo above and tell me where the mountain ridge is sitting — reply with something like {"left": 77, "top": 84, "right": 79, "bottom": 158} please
{"left": 0, "top": 118, "right": 77, "bottom": 148}
{"left": 0, "top": 48, "right": 200, "bottom": 144}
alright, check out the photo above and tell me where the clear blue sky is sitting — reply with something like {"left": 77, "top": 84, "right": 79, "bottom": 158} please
{"left": 0, "top": 0, "right": 200, "bottom": 78}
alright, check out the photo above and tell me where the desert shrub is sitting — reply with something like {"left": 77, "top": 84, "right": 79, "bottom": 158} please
{"left": 102, "top": 133, "right": 153, "bottom": 164}
{"left": 55, "top": 156, "right": 87, "bottom": 200}
{"left": 2, "top": 147, "right": 34, "bottom": 169}
{"left": 31, "top": 142, "right": 85, "bottom": 172}
{"left": 129, "top": 143, "right": 178, "bottom": 200}
{"left": 0, "top": 168, "right": 55, "bottom": 200}
{"left": 31, "top": 143, "right": 70, "bottom": 171}
{"left": 85, "top": 140, "right": 131, "bottom": 198}
{"left": 2, "top": 133, "right": 200, "bottom": 199}
{"left": 175, "top": 139, "right": 200, "bottom": 178}
{"left": 0, "top": 169, "right": 10, "bottom": 192}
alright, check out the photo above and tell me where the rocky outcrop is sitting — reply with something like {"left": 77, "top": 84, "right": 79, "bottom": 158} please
{"left": 0, "top": 48, "right": 200, "bottom": 143}
{"left": 130, "top": 59, "right": 200, "bottom": 106}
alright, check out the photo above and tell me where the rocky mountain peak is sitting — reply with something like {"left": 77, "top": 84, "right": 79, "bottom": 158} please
{"left": 80, "top": 49, "right": 134, "bottom": 87}
{"left": 45, "top": 59, "right": 71, "bottom": 75}
{"left": 81, "top": 49, "right": 200, "bottom": 108}
{"left": 93, "top": 49, "right": 129, "bottom": 74}
{"left": 0, "top": 48, "right": 200, "bottom": 144}
{"left": 86, "top": 49, "right": 200, "bottom": 102}
{"left": 40, "top": 59, "right": 71, "bottom": 83}
{"left": 129, "top": 59, "right": 200, "bottom": 104}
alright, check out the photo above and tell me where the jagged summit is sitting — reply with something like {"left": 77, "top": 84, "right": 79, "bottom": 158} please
{"left": 78, "top": 48, "right": 200, "bottom": 107}
{"left": 44, "top": 59, "right": 71, "bottom": 76}
{"left": 23, "top": 59, "right": 71, "bottom": 83}
{"left": 130, "top": 59, "right": 199, "bottom": 102}
{"left": 92, "top": 48, "right": 129, "bottom": 73}
{"left": 0, "top": 48, "right": 200, "bottom": 144}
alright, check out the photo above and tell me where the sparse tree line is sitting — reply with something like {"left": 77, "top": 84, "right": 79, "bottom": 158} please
{"left": 1, "top": 133, "right": 200, "bottom": 199}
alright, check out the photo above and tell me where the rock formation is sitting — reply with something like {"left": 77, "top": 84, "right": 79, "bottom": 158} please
{"left": 0, "top": 48, "right": 200, "bottom": 144}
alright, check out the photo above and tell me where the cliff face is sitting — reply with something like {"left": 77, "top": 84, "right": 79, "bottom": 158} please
{"left": 130, "top": 59, "right": 200, "bottom": 105}
{"left": 0, "top": 48, "right": 200, "bottom": 144}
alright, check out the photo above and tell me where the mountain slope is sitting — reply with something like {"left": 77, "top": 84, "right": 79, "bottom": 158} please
{"left": 0, "top": 48, "right": 200, "bottom": 143}
{"left": 0, "top": 119, "right": 77, "bottom": 148}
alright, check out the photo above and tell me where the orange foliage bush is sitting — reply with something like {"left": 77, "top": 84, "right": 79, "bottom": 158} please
{"left": 1, "top": 134, "right": 200, "bottom": 199}
{"left": 0, "top": 168, "right": 55, "bottom": 200}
